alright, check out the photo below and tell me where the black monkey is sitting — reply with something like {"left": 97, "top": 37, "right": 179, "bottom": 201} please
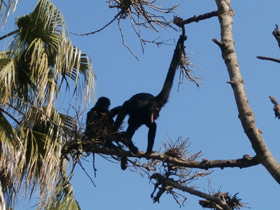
{"left": 113, "top": 35, "right": 186, "bottom": 155}
{"left": 85, "top": 97, "right": 112, "bottom": 139}
{"left": 85, "top": 97, "right": 120, "bottom": 139}
{"left": 85, "top": 97, "right": 128, "bottom": 169}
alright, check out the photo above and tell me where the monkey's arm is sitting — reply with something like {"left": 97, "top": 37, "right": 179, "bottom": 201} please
{"left": 113, "top": 107, "right": 129, "bottom": 131}
{"left": 108, "top": 106, "right": 122, "bottom": 118}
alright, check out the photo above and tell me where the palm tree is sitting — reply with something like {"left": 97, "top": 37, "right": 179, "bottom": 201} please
{"left": 0, "top": 0, "right": 95, "bottom": 209}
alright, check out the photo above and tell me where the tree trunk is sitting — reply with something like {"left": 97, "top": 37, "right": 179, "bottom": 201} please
{"left": 214, "top": 0, "right": 280, "bottom": 184}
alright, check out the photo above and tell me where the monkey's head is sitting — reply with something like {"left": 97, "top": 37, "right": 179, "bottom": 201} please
{"left": 95, "top": 97, "right": 111, "bottom": 111}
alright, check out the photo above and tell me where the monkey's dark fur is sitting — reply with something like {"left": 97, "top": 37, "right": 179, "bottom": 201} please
{"left": 85, "top": 97, "right": 113, "bottom": 139}
{"left": 85, "top": 97, "right": 127, "bottom": 169}
{"left": 113, "top": 35, "right": 186, "bottom": 156}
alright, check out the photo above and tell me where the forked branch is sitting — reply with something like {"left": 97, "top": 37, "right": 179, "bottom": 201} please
{"left": 151, "top": 173, "right": 243, "bottom": 210}
{"left": 257, "top": 24, "right": 280, "bottom": 63}
{"left": 174, "top": 11, "right": 218, "bottom": 27}
{"left": 214, "top": 0, "right": 280, "bottom": 183}
{"left": 272, "top": 24, "right": 280, "bottom": 48}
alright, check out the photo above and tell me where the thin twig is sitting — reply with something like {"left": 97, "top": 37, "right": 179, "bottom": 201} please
{"left": 71, "top": 11, "right": 122, "bottom": 36}
{"left": 174, "top": 11, "right": 218, "bottom": 27}
{"left": 181, "top": 66, "right": 200, "bottom": 87}
{"left": 0, "top": 29, "right": 19, "bottom": 41}
{"left": 256, "top": 56, "right": 280, "bottom": 63}
{"left": 77, "top": 160, "right": 96, "bottom": 187}
{"left": 0, "top": 107, "right": 21, "bottom": 125}
{"left": 118, "top": 19, "right": 139, "bottom": 60}
{"left": 151, "top": 173, "right": 232, "bottom": 210}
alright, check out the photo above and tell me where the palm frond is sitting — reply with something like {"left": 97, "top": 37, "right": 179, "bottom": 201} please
{"left": 54, "top": 40, "right": 96, "bottom": 103}
{"left": 45, "top": 184, "right": 81, "bottom": 210}
{"left": 0, "top": 110, "right": 17, "bottom": 145}
{"left": 16, "top": 105, "right": 76, "bottom": 206}
{"left": 6, "top": 0, "right": 96, "bottom": 109}
{"left": 0, "top": 111, "right": 23, "bottom": 209}
{"left": 43, "top": 161, "right": 81, "bottom": 210}
{"left": 0, "top": 0, "right": 18, "bottom": 27}
{"left": 0, "top": 51, "right": 16, "bottom": 105}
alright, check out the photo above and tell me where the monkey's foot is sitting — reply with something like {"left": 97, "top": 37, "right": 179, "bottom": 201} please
{"left": 130, "top": 146, "right": 139, "bottom": 154}
{"left": 145, "top": 150, "right": 154, "bottom": 157}
{"left": 120, "top": 157, "right": 128, "bottom": 170}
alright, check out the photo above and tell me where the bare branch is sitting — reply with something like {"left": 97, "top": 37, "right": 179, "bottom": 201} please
{"left": 212, "top": 38, "right": 225, "bottom": 49}
{"left": 269, "top": 96, "right": 280, "bottom": 119}
{"left": 256, "top": 56, "right": 280, "bottom": 63}
{"left": 70, "top": 11, "right": 122, "bottom": 36}
{"left": 256, "top": 25, "right": 280, "bottom": 63}
{"left": 272, "top": 24, "right": 280, "bottom": 48}
{"left": 0, "top": 107, "right": 21, "bottom": 125}
{"left": 174, "top": 11, "right": 218, "bottom": 27}
{"left": 151, "top": 173, "right": 232, "bottom": 210}
{"left": 84, "top": 142, "right": 259, "bottom": 170}
{"left": 269, "top": 96, "right": 279, "bottom": 106}
{"left": 199, "top": 192, "right": 245, "bottom": 210}
{"left": 118, "top": 19, "right": 139, "bottom": 60}
{"left": 0, "top": 29, "right": 19, "bottom": 41}
{"left": 214, "top": 0, "right": 280, "bottom": 183}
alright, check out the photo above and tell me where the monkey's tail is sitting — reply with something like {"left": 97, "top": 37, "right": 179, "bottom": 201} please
{"left": 121, "top": 157, "right": 128, "bottom": 170}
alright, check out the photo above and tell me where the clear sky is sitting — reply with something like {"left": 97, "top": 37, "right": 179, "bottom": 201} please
{"left": 1, "top": 0, "right": 280, "bottom": 209}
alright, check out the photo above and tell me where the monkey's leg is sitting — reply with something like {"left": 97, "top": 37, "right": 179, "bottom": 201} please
{"left": 125, "top": 120, "right": 141, "bottom": 154}
{"left": 146, "top": 122, "right": 157, "bottom": 154}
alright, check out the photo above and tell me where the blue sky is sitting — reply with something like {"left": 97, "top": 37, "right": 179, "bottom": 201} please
{"left": 1, "top": 0, "right": 280, "bottom": 209}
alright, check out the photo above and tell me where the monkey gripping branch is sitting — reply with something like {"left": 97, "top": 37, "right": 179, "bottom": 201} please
{"left": 61, "top": 17, "right": 255, "bottom": 208}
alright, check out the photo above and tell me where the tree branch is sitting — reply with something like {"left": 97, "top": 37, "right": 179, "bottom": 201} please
{"left": 0, "top": 107, "right": 21, "bottom": 125}
{"left": 256, "top": 56, "right": 280, "bottom": 63}
{"left": 174, "top": 11, "right": 218, "bottom": 27}
{"left": 0, "top": 29, "right": 19, "bottom": 41}
{"left": 272, "top": 24, "right": 280, "bottom": 48}
{"left": 214, "top": 0, "right": 280, "bottom": 183}
{"left": 85, "top": 143, "right": 260, "bottom": 170}
{"left": 269, "top": 96, "right": 280, "bottom": 119}
{"left": 256, "top": 25, "right": 280, "bottom": 63}
{"left": 151, "top": 173, "right": 232, "bottom": 210}
{"left": 70, "top": 11, "right": 122, "bottom": 36}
